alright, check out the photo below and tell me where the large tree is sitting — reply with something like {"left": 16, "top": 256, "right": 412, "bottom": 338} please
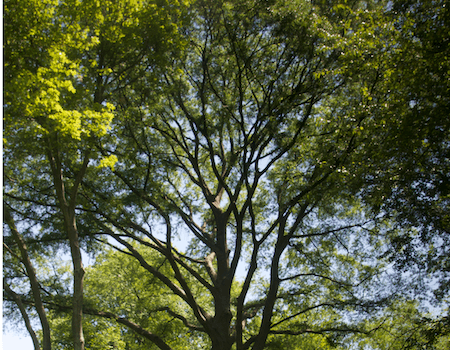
{"left": 4, "top": 0, "right": 449, "bottom": 349}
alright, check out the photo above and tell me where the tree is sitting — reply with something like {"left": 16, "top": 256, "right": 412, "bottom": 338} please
{"left": 3, "top": 0, "right": 188, "bottom": 349}
{"left": 380, "top": 0, "right": 450, "bottom": 300}
{"left": 3, "top": 0, "right": 448, "bottom": 349}
{"left": 348, "top": 0, "right": 450, "bottom": 338}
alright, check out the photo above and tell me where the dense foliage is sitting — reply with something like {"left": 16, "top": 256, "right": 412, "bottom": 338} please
{"left": 3, "top": 0, "right": 449, "bottom": 349}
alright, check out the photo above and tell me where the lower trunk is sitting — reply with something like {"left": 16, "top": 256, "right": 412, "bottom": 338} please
{"left": 68, "top": 225, "right": 85, "bottom": 350}
{"left": 209, "top": 301, "right": 234, "bottom": 350}
{"left": 72, "top": 264, "right": 85, "bottom": 350}
{"left": 210, "top": 333, "right": 234, "bottom": 350}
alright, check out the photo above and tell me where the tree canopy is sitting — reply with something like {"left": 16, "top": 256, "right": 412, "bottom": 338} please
{"left": 3, "top": 0, "right": 449, "bottom": 349}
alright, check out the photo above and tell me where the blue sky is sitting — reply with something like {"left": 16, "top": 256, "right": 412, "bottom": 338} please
{"left": 3, "top": 330, "right": 33, "bottom": 350}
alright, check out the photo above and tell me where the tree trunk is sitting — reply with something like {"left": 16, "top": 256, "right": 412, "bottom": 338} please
{"left": 209, "top": 288, "right": 233, "bottom": 350}
{"left": 46, "top": 144, "right": 88, "bottom": 350}
{"left": 68, "top": 221, "right": 85, "bottom": 350}
{"left": 209, "top": 212, "right": 234, "bottom": 350}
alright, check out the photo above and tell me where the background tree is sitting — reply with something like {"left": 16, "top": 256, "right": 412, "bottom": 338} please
{"left": 350, "top": 0, "right": 450, "bottom": 341}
